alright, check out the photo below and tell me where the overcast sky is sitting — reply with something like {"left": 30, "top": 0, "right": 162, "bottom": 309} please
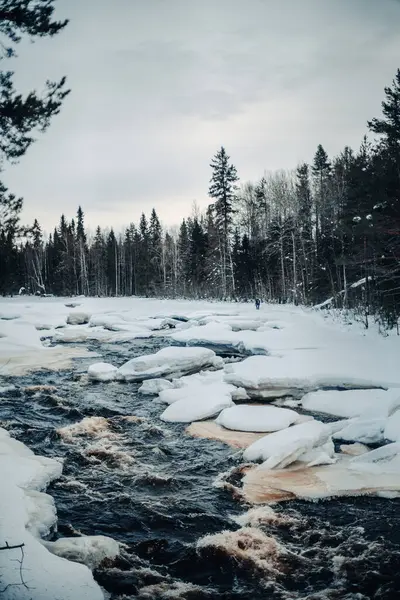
{"left": 3, "top": 0, "right": 400, "bottom": 233}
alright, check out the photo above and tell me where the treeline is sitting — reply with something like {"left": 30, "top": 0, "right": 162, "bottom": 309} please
{"left": 1, "top": 69, "right": 400, "bottom": 327}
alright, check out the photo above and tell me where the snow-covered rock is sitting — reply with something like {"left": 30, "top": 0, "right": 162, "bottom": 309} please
{"left": 66, "top": 312, "right": 91, "bottom": 325}
{"left": 138, "top": 378, "right": 174, "bottom": 395}
{"left": 160, "top": 392, "right": 234, "bottom": 422}
{"left": 384, "top": 410, "right": 400, "bottom": 442}
{"left": 171, "top": 322, "right": 269, "bottom": 356}
{"left": 302, "top": 389, "right": 400, "bottom": 419}
{"left": 216, "top": 405, "right": 299, "bottom": 433}
{"left": 88, "top": 362, "right": 118, "bottom": 382}
{"left": 158, "top": 380, "right": 235, "bottom": 406}
{"left": 333, "top": 417, "right": 386, "bottom": 444}
{"left": 54, "top": 327, "right": 90, "bottom": 343}
{"left": 243, "top": 420, "right": 332, "bottom": 469}
{"left": 42, "top": 535, "right": 119, "bottom": 571}
{"left": 116, "top": 346, "right": 221, "bottom": 382}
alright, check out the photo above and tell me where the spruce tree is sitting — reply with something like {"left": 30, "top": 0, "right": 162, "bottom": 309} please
{"left": 188, "top": 217, "right": 207, "bottom": 295}
{"left": 177, "top": 219, "right": 190, "bottom": 295}
{"left": 208, "top": 146, "right": 239, "bottom": 297}
{"left": 149, "top": 208, "right": 162, "bottom": 293}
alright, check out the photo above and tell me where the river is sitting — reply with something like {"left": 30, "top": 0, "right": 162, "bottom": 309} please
{"left": 1, "top": 336, "right": 399, "bottom": 599}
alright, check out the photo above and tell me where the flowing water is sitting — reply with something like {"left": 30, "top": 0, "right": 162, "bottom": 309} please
{"left": 1, "top": 337, "right": 399, "bottom": 599}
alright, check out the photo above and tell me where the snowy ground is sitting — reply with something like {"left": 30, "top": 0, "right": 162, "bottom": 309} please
{"left": 1, "top": 295, "right": 400, "bottom": 599}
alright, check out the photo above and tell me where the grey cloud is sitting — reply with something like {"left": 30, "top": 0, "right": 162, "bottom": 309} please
{"left": 2, "top": 0, "right": 400, "bottom": 231}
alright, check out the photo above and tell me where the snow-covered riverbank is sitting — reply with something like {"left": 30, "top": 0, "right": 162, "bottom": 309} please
{"left": 1, "top": 296, "right": 400, "bottom": 599}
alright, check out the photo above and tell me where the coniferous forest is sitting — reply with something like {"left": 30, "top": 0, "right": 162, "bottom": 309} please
{"left": 1, "top": 67, "right": 400, "bottom": 328}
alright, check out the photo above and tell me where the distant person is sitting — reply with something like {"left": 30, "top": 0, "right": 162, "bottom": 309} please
{"left": 255, "top": 298, "right": 261, "bottom": 310}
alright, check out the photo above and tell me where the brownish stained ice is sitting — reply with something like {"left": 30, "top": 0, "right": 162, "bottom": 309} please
{"left": 242, "top": 461, "right": 400, "bottom": 504}
{"left": 185, "top": 420, "right": 267, "bottom": 448}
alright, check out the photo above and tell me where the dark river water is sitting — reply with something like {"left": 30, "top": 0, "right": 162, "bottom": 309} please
{"left": 0, "top": 337, "right": 399, "bottom": 599}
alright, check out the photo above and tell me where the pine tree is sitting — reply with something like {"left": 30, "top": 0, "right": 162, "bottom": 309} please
{"left": 0, "top": 2, "right": 69, "bottom": 295}
{"left": 368, "top": 69, "right": 400, "bottom": 153}
{"left": 25, "top": 218, "right": 45, "bottom": 293}
{"left": 106, "top": 229, "right": 117, "bottom": 296}
{"left": 138, "top": 213, "right": 149, "bottom": 295}
{"left": 208, "top": 146, "right": 239, "bottom": 297}
{"left": 90, "top": 226, "right": 106, "bottom": 296}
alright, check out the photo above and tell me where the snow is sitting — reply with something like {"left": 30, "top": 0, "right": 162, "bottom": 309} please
{"left": 87, "top": 362, "right": 118, "bottom": 382}
{"left": 66, "top": 311, "right": 91, "bottom": 325}
{"left": 42, "top": 535, "right": 119, "bottom": 570}
{"left": 384, "top": 410, "right": 400, "bottom": 442}
{"left": 302, "top": 389, "right": 400, "bottom": 419}
{"left": 333, "top": 417, "right": 386, "bottom": 444}
{"left": 216, "top": 405, "right": 299, "bottom": 433}
{"left": 171, "top": 322, "right": 269, "bottom": 356}
{"left": 225, "top": 355, "right": 400, "bottom": 399}
{"left": 350, "top": 441, "right": 400, "bottom": 467}
{"left": 0, "top": 427, "right": 104, "bottom": 600}
{"left": 138, "top": 378, "right": 174, "bottom": 395}
{"left": 1, "top": 295, "right": 400, "bottom": 516}
{"left": 243, "top": 420, "right": 333, "bottom": 469}
{"left": 155, "top": 370, "right": 239, "bottom": 422}
{"left": 242, "top": 450, "right": 400, "bottom": 504}
{"left": 116, "top": 346, "right": 222, "bottom": 382}
{"left": 160, "top": 379, "right": 234, "bottom": 422}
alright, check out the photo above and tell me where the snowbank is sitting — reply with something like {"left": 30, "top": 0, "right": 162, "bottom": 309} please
{"left": 0, "top": 427, "right": 104, "bottom": 600}
{"left": 301, "top": 389, "right": 400, "bottom": 419}
{"left": 224, "top": 354, "right": 400, "bottom": 398}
